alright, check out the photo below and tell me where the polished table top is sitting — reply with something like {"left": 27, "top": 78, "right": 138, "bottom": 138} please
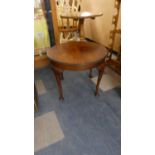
{"left": 47, "top": 41, "right": 108, "bottom": 70}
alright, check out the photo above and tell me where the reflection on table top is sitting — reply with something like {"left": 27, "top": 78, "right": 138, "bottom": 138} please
{"left": 47, "top": 41, "right": 108, "bottom": 66}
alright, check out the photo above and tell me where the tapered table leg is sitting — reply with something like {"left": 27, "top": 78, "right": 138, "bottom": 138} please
{"left": 95, "top": 64, "right": 105, "bottom": 96}
{"left": 89, "top": 68, "right": 93, "bottom": 78}
{"left": 61, "top": 72, "right": 64, "bottom": 80}
{"left": 53, "top": 69, "right": 64, "bottom": 100}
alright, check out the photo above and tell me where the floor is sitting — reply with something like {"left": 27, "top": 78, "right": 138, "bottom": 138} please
{"left": 34, "top": 67, "right": 121, "bottom": 155}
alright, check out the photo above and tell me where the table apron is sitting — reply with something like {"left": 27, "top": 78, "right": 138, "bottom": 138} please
{"left": 50, "top": 59, "right": 106, "bottom": 71}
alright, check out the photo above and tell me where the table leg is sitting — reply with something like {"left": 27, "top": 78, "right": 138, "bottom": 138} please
{"left": 53, "top": 69, "right": 64, "bottom": 100}
{"left": 89, "top": 69, "right": 93, "bottom": 78}
{"left": 95, "top": 64, "right": 105, "bottom": 96}
{"left": 61, "top": 72, "right": 64, "bottom": 80}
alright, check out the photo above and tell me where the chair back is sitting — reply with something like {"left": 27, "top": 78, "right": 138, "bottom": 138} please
{"left": 56, "top": 0, "right": 82, "bottom": 43}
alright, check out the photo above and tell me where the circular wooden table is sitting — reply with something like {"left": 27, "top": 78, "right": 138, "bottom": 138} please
{"left": 47, "top": 41, "right": 108, "bottom": 100}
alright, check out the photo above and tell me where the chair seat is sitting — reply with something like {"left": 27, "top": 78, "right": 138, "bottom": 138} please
{"left": 59, "top": 26, "right": 79, "bottom": 32}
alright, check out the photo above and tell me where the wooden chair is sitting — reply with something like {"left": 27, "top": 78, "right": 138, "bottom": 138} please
{"left": 56, "top": 0, "right": 82, "bottom": 43}
{"left": 59, "top": 15, "right": 80, "bottom": 43}
{"left": 56, "top": 0, "right": 93, "bottom": 77}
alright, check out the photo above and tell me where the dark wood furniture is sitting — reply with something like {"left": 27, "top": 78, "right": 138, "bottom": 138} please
{"left": 47, "top": 41, "right": 108, "bottom": 100}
